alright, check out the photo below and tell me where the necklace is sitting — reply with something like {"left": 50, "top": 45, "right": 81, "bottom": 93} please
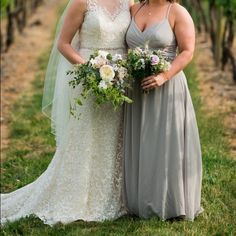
{"left": 145, "top": 2, "right": 169, "bottom": 17}
{"left": 145, "top": 3, "right": 152, "bottom": 16}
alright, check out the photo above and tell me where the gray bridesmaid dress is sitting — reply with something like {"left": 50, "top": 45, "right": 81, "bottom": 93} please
{"left": 124, "top": 4, "right": 203, "bottom": 220}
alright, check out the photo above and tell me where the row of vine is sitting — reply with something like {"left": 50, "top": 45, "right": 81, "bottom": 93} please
{"left": 1, "top": 0, "right": 44, "bottom": 52}
{"left": 182, "top": 0, "right": 236, "bottom": 82}
{"left": 1, "top": 0, "right": 236, "bottom": 81}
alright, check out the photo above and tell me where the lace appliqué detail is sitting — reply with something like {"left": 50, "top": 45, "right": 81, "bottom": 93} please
{"left": 87, "top": 0, "right": 129, "bottom": 21}
{"left": 87, "top": 0, "right": 97, "bottom": 11}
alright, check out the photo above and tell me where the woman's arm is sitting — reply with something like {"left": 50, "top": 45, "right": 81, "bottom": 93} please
{"left": 165, "top": 4, "right": 195, "bottom": 80}
{"left": 142, "top": 4, "right": 195, "bottom": 89}
{"left": 57, "top": 0, "right": 87, "bottom": 64}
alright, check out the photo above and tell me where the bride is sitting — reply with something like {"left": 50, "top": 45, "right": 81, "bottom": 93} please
{"left": 1, "top": 0, "right": 132, "bottom": 226}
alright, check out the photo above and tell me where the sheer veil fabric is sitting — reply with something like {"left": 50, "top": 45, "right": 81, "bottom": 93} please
{"left": 42, "top": 0, "right": 78, "bottom": 146}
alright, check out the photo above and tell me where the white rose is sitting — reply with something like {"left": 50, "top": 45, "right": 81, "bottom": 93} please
{"left": 100, "top": 65, "right": 115, "bottom": 83}
{"left": 98, "top": 80, "right": 108, "bottom": 90}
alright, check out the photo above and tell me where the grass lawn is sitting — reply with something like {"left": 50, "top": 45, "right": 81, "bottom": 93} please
{"left": 1, "top": 49, "right": 236, "bottom": 235}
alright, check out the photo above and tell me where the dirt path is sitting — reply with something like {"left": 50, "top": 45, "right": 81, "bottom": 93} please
{"left": 0, "top": 0, "right": 66, "bottom": 157}
{"left": 195, "top": 34, "right": 236, "bottom": 158}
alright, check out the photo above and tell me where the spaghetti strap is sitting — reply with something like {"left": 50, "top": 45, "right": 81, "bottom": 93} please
{"left": 133, "top": 2, "right": 146, "bottom": 19}
{"left": 166, "top": 3, "right": 173, "bottom": 19}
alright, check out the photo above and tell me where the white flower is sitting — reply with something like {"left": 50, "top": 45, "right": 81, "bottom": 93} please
{"left": 158, "top": 59, "right": 171, "bottom": 72}
{"left": 100, "top": 65, "right": 115, "bottom": 83}
{"left": 90, "top": 58, "right": 97, "bottom": 67}
{"left": 113, "top": 64, "right": 119, "bottom": 71}
{"left": 98, "top": 80, "right": 108, "bottom": 90}
{"left": 119, "top": 79, "right": 124, "bottom": 85}
{"left": 134, "top": 47, "right": 143, "bottom": 54}
{"left": 113, "top": 54, "right": 123, "bottom": 61}
{"left": 90, "top": 56, "right": 107, "bottom": 68}
{"left": 164, "top": 61, "right": 171, "bottom": 71}
{"left": 144, "top": 43, "right": 149, "bottom": 51}
{"left": 140, "top": 58, "right": 145, "bottom": 68}
{"left": 98, "top": 50, "right": 109, "bottom": 59}
{"left": 118, "top": 66, "right": 128, "bottom": 80}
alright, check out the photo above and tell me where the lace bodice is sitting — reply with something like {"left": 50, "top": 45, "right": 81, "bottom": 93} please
{"left": 79, "top": 0, "right": 131, "bottom": 50}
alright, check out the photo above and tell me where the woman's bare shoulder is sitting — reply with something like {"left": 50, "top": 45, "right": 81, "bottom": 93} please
{"left": 68, "top": 0, "right": 87, "bottom": 13}
{"left": 130, "top": 3, "right": 142, "bottom": 17}
{"left": 171, "top": 3, "right": 192, "bottom": 21}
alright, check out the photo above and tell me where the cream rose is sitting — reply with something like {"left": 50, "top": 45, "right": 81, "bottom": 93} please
{"left": 100, "top": 65, "right": 115, "bottom": 83}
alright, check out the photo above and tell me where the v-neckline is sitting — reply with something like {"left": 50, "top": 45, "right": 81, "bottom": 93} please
{"left": 96, "top": 0, "right": 124, "bottom": 22}
{"left": 132, "top": 17, "right": 167, "bottom": 34}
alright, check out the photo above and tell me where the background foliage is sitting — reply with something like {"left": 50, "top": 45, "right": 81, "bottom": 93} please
{"left": 182, "top": 0, "right": 236, "bottom": 81}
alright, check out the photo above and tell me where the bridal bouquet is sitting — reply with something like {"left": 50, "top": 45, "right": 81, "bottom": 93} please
{"left": 67, "top": 50, "right": 133, "bottom": 112}
{"left": 126, "top": 46, "right": 171, "bottom": 80}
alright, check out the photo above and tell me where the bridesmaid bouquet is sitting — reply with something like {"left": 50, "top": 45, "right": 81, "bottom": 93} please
{"left": 126, "top": 46, "right": 171, "bottom": 80}
{"left": 67, "top": 50, "right": 133, "bottom": 112}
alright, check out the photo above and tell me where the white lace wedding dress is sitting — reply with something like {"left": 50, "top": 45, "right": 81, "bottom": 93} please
{"left": 1, "top": 0, "right": 131, "bottom": 226}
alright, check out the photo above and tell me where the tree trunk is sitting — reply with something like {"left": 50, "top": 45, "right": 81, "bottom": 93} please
{"left": 214, "top": 6, "right": 226, "bottom": 66}
{"left": 6, "top": 5, "right": 14, "bottom": 51}
{"left": 196, "top": 0, "right": 209, "bottom": 33}
{"left": 209, "top": 1, "right": 217, "bottom": 52}
{"left": 222, "top": 20, "right": 236, "bottom": 82}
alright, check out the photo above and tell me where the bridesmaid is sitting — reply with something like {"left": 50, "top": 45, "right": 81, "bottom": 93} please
{"left": 124, "top": 0, "right": 203, "bottom": 220}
